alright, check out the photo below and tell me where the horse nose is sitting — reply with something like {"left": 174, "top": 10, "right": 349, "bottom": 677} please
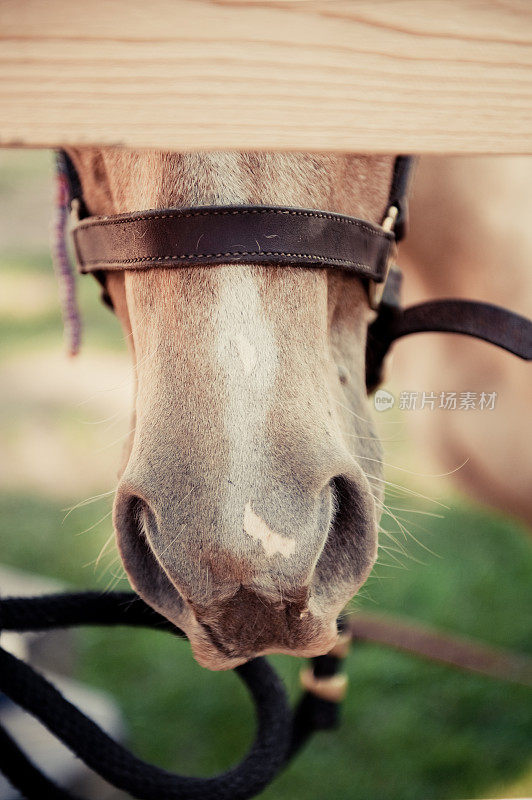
{"left": 114, "top": 466, "right": 338, "bottom": 605}
{"left": 113, "top": 455, "right": 377, "bottom": 669}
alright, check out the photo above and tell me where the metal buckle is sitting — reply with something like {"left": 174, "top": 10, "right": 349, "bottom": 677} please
{"left": 69, "top": 197, "right": 82, "bottom": 226}
{"left": 369, "top": 205, "right": 398, "bottom": 310}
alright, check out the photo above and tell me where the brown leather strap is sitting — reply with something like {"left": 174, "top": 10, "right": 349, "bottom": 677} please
{"left": 392, "top": 299, "right": 532, "bottom": 358}
{"left": 366, "top": 287, "right": 532, "bottom": 391}
{"left": 72, "top": 205, "right": 395, "bottom": 281}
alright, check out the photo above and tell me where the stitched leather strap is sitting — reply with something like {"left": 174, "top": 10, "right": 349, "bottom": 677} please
{"left": 72, "top": 205, "right": 395, "bottom": 281}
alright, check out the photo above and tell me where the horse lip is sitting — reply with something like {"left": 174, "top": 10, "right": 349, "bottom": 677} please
{"left": 190, "top": 589, "right": 338, "bottom": 666}
{"left": 200, "top": 621, "right": 242, "bottom": 660}
{"left": 187, "top": 619, "right": 339, "bottom": 671}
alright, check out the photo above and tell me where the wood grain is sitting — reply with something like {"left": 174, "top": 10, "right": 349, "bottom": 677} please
{"left": 1, "top": 0, "right": 531, "bottom": 152}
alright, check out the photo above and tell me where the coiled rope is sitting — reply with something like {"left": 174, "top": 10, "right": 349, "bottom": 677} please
{"left": 0, "top": 591, "right": 344, "bottom": 800}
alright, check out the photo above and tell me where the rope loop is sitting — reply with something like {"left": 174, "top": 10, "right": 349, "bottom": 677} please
{"left": 0, "top": 592, "right": 292, "bottom": 799}
{"left": 0, "top": 591, "right": 343, "bottom": 800}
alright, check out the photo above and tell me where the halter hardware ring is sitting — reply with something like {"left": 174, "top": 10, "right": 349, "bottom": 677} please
{"left": 69, "top": 197, "right": 82, "bottom": 226}
{"left": 369, "top": 205, "right": 399, "bottom": 310}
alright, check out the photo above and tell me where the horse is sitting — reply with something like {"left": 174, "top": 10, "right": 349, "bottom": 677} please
{"left": 397, "top": 156, "right": 532, "bottom": 526}
{"left": 64, "top": 149, "right": 395, "bottom": 670}
{"left": 62, "top": 149, "right": 531, "bottom": 671}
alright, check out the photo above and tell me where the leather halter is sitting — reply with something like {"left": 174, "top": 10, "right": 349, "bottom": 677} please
{"left": 72, "top": 205, "right": 395, "bottom": 281}
{"left": 60, "top": 152, "right": 532, "bottom": 390}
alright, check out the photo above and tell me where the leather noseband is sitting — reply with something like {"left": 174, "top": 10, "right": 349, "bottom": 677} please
{"left": 72, "top": 206, "right": 394, "bottom": 280}
{"left": 59, "top": 152, "right": 532, "bottom": 390}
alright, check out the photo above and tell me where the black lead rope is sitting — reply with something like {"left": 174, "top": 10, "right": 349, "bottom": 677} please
{"left": 0, "top": 592, "right": 345, "bottom": 800}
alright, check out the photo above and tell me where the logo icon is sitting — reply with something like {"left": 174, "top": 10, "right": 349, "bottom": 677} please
{"left": 374, "top": 389, "right": 395, "bottom": 412}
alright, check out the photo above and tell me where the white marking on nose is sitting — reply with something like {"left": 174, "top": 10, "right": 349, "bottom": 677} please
{"left": 244, "top": 502, "right": 296, "bottom": 558}
{"left": 235, "top": 333, "right": 256, "bottom": 374}
{"left": 216, "top": 265, "right": 277, "bottom": 447}
{"left": 215, "top": 267, "right": 278, "bottom": 534}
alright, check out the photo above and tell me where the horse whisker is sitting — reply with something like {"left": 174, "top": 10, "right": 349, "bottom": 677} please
{"left": 75, "top": 509, "right": 113, "bottom": 537}
{"left": 62, "top": 489, "right": 115, "bottom": 522}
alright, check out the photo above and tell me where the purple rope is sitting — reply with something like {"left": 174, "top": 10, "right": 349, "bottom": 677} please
{"left": 51, "top": 163, "right": 81, "bottom": 356}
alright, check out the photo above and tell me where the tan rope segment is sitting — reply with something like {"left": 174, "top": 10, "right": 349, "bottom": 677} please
{"left": 299, "top": 668, "right": 348, "bottom": 704}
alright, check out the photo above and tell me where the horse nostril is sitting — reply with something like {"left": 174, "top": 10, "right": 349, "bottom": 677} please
{"left": 113, "top": 488, "right": 185, "bottom": 622}
{"left": 132, "top": 496, "right": 157, "bottom": 541}
{"left": 115, "top": 493, "right": 158, "bottom": 558}
{"left": 312, "top": 470, "right": 378, "bottom": 599}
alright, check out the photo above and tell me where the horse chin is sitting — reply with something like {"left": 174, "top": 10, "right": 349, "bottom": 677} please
{"left": 187, "top": 614, "right": 339, "bottom": 671}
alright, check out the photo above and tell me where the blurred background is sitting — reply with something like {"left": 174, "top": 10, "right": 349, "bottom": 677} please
{"left": 0, "top": 150, "right": 531, "bottom": 800}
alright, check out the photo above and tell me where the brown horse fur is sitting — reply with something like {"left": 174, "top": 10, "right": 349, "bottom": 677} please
{"left": 397, "top": 156, "right": 532, "bottom": 527}
{"left": 66, "top": 148, "right": 395, "bottom": 669}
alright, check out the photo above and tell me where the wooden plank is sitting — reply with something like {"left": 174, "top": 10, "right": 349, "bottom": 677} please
{"left": 1, "top": 0, "right": 531, "bottom": 153}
